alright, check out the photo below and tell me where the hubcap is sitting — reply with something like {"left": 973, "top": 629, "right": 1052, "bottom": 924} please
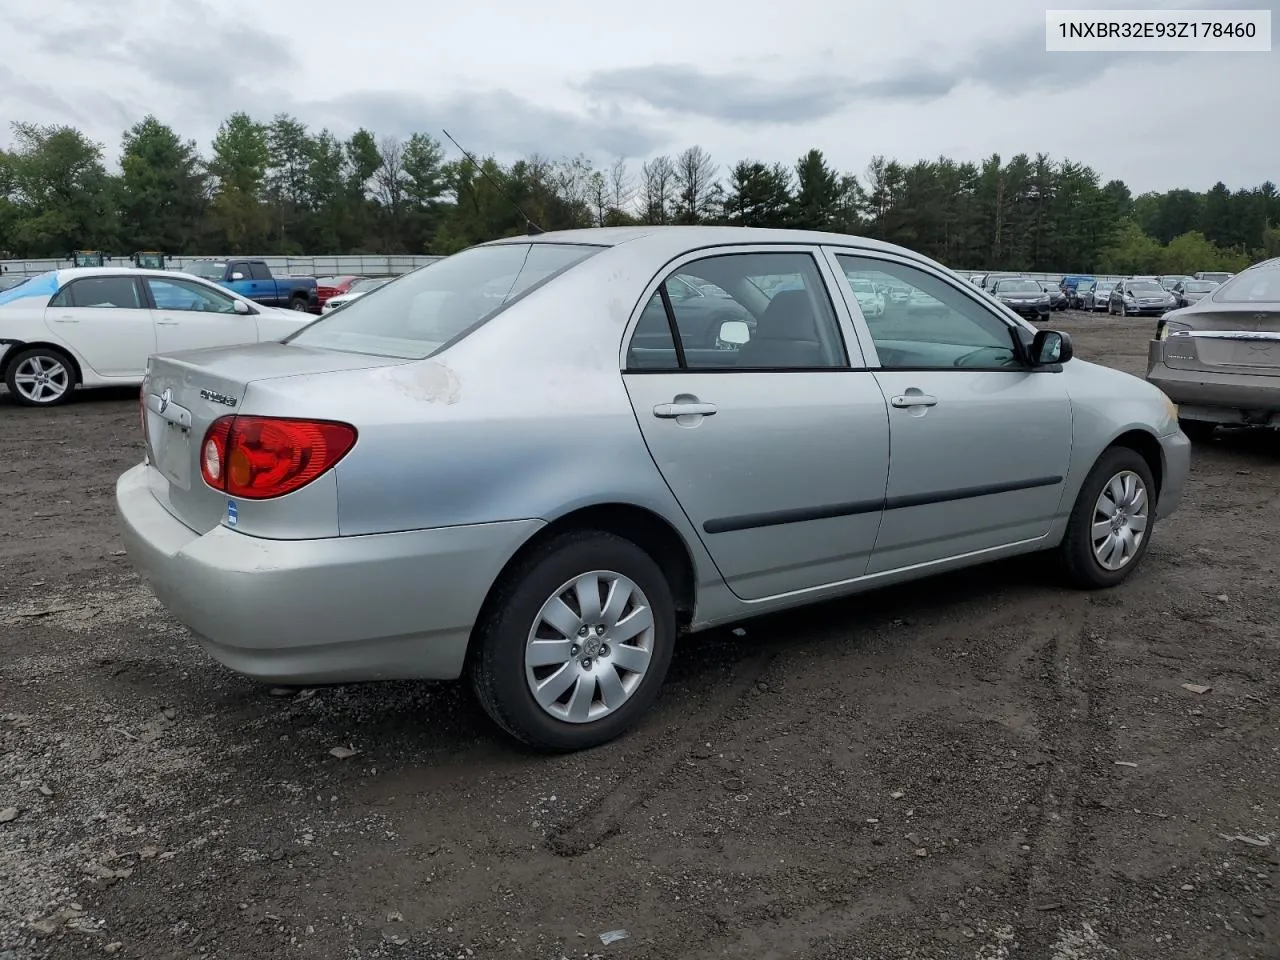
{"left": 524, "top": 570, "right": 656, "bottom": 724}
{"left": 1091, "top": 470, "right": 1149, "bottom": 571}
{"left": 13, "top": 355, "right": 70, "bottom": 403}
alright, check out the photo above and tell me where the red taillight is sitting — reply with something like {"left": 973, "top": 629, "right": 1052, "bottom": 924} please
{"left": 199, "top": 416, "right": 357, "bottom": 500}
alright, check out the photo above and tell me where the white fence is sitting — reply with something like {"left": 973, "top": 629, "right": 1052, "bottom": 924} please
{"left": 0, "top": 254, "right": 442, "bottom": 278}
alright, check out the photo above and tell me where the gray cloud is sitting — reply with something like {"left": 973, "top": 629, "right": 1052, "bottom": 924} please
{"left": 304, "top": 89, "right": 667, "bottom": 161}
{"left": 580, "top": 7, "right": 1279, "bottom": 126}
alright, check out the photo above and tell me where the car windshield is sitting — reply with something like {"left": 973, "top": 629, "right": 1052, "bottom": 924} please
{"left": 996, "top": 279, "right": 1042, "bottom": 294}
{"left": 1183, "top": 281, "right": 1216, "bottom": 293}
{"left": 1212, "top": 268, "right": 1280, "bottom": 303}
{"left": 1078, "top": 281, "right": 1096, "bottom": 291}
{"left": 348, "top": 277, "right": 392, "bottom": 294}
{"left": 287, "top": 242, "right": 602, "bottom": 359}
{"left": 1128, "top": 283, "right": 1164, "bottom": 295}
{"left": 1096, "top": 282, "right": 1113, "bottom": 292}
{"left": 186, "top": 261, "right": 227, "bottom": 281}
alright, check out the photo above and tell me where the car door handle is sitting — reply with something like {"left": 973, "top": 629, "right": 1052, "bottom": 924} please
{"left": 53, "top": 315, "right": 78, "bottom": 323}
{"left": 156, "top": 319, "right": 179, "bottom": 326}
{"left": 890, "top": 394, "right": 938, "bottom": 408}
{"left": 653, "top": 402, "right": 717, "bottom": 418}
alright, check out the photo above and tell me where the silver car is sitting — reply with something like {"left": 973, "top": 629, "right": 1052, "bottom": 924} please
{"left": 116, "top": 227, "right": 1190, "bottom": 752}
{"left": 1147, "top": 257, "right": 1280, "bottom": 438}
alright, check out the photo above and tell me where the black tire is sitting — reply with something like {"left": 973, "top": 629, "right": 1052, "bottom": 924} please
{"left": 290, "top": 295, "right": 310, "bottom": 311}
{"left": 4, "top": 346, "right": 76, "bottom": 407}
{"left": 1059, "top": 446, "right": 1158, "bottom": 590}
{"left": 469, "top": 530, "right": 677, "bottom": 753}
{"left": 1179, "top": 418, "right": 1217, "bottom": 442}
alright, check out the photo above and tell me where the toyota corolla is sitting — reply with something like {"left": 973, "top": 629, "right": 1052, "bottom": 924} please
{"left": 116, "top": 227, "right": 1190, "bottom": 752}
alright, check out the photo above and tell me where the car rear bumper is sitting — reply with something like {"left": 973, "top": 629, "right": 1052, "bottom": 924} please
{"left": 115, "top": 463, "right": 543, "bottom": 684}
{"left": 1147, "top": 344, "right": 1280, "bottom": 422}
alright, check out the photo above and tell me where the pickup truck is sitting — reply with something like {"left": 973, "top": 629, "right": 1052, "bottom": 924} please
{"left": 184, "top": 258, "right": 319, "bottom": 313}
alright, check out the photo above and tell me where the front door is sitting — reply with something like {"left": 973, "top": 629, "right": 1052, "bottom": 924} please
{"left": 828, "top": 250, "right": 1073, "bottom": 575}
{"left": 144, "top": 276, "right": 260, "bottom": 353}
{"left": 43, "top": 275, "right": 155, "bottom": 378}
{"left": 622, "top": 247, "right": 890, "bottom": 601}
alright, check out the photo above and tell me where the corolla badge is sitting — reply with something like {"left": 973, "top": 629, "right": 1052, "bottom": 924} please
{"left": 199, "top": 388, "right": 238, "bottom": 407}
{"left": 159, "top": 388, "right": 172, "bottom": 414}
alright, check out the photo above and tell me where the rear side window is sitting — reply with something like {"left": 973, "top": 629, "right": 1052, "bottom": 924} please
{"left": 287, "top": 243, "right": 602, "bottom": 359}
{"left": 250, "top": 262, "right": 273, "bottom": 280}
{"left": 1212, "top": 268, "right": 1280, "bottom": 303}
{"left": 50, "top": 277, "right": 142, "bottom": 309}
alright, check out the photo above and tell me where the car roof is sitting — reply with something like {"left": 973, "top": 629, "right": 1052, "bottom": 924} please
{"left": 480, "top": 225, "right": 941, "bottom": 263}
{"left": 53, "top": 266, "right": 194, "bottom": 283}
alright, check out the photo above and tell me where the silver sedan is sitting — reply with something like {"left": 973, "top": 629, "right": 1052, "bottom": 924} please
{"left": 116, "top": 227, "right": 1190, "bottom": 752}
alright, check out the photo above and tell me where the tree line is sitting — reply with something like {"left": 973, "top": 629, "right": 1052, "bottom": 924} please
{"left": 1, "top": 113, "right": 1277, "bottom": 275}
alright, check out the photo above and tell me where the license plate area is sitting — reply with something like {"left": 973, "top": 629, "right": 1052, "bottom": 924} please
{"left": 156, "top": 421, "right": 192, "bottom": 489}
{"left": 145, "top": 393, "right": 195, "bottom": 490}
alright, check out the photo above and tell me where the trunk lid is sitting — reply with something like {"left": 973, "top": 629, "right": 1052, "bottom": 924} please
{"left": 142, "top": 343, "right": 410, "bottom": 533}
{"left": 1164, "top": 309, "right": 1280, "bottom": 376}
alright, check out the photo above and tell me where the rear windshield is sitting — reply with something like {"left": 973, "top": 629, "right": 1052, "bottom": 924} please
{"left": 286, "top": 242, "right": 603, "bottom": 359}
{"left": 1183, "top": 281, "right": 1216, "bottom": 292}
{"left": 1212, "top": 268, "right": 1280, "bottom": 303}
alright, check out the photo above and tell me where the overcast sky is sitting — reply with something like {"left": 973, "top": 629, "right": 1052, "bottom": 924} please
{"left": 2, "top": 0, "right": 1277, "bottom": 195}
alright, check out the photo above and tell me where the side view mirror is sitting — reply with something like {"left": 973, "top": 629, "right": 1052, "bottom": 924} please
{"left": 230, "top": 271, "right": 245, "bottom": 281}
{"left": 233, "top": 299, "right": 251, "bottom": 315}
{"left": 718, "top": 319, "right": 750, "bottom": 347}
{"left": 1030, "top": 329, "right": 1073, "bottom": 365}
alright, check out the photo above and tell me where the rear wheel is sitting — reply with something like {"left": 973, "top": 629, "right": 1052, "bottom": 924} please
{"left": 5, "top": 346, "right": 75, "bottom": 407}
{"left": 1179, "top": 418, "right": 1217, "bottom": 442}
{"left": 290, "top": 295, "right": 309, "bottom": 311}
{"left": 1059, "top": 446, "right": 1157, "bottom": 589}
{"left": 470, "top": 530, "right": 677, "bottom": 752}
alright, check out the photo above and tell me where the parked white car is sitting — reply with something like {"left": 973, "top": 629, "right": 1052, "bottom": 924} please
{"left": 320, "top": 276, "right": 394, "bottom": 313}
{"left": 0, "top": 268, "right": 316, "bottom": 406}
{"left": 845, "top": 277, "right": 887, "bottom": 317}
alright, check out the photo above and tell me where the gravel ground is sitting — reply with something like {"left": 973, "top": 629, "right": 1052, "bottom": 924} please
{"left": 2, "top": 312, "right": 1278, "bottom": 960}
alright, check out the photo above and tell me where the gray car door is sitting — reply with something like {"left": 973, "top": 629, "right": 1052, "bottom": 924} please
{"left": 622, "top": 246, "right": 890, "bottom": 602}
{"left": 825, "top": 249, "right": 1073, "bottom": 575}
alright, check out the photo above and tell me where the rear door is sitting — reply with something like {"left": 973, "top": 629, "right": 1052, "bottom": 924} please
{"left": 826, "top": 249, "right": 1073, "bottom": 574}
{"left": 144, "top": 275, "right": 262, "bottom": 353}
{"left": 621, "top": 246, "right": 890, "bottom": 601}
{"left": 43, "top": 275, "right": 155, "bottom": 377}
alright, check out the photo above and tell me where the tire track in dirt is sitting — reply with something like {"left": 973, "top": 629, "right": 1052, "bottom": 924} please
{"left": 1011, "top": 596, "right": 1110, "bottom": 952}
{"left": 544, "top": 644, "right": 780, "bottom": 857}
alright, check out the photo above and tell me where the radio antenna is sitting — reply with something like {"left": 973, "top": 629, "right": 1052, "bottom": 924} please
{"left": 442, "top": 128, "right": 544, "bottom": 235}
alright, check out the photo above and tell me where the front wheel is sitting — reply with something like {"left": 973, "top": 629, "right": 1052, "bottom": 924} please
{"left": 470, "top": 530, "right": 677, "bottom": 752}
{"left": 1059, "top": 447, "right": 1157, "bottom": 589}
{"left": 5, "top": 347, "right": 75, "bottom": 406}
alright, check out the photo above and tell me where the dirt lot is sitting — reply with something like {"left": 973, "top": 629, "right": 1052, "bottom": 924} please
{"left": 2, "top": 313, "right": 1278, "bottom": 960}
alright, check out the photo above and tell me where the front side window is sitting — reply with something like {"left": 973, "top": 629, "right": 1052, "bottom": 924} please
{"left": 837, "top": 255, "right": 1020, "bottom": 370}
{"left": 624, "top": 251, "right": 848, "bottom": 371}
{"left": 287, "top": 242, "right": 603, "bottom": 359}
{"left": 50, "top": 277, "right": 142, "bottom": 309}
{"left": 147, "top": 277, "right": 238, "bottom": 314}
